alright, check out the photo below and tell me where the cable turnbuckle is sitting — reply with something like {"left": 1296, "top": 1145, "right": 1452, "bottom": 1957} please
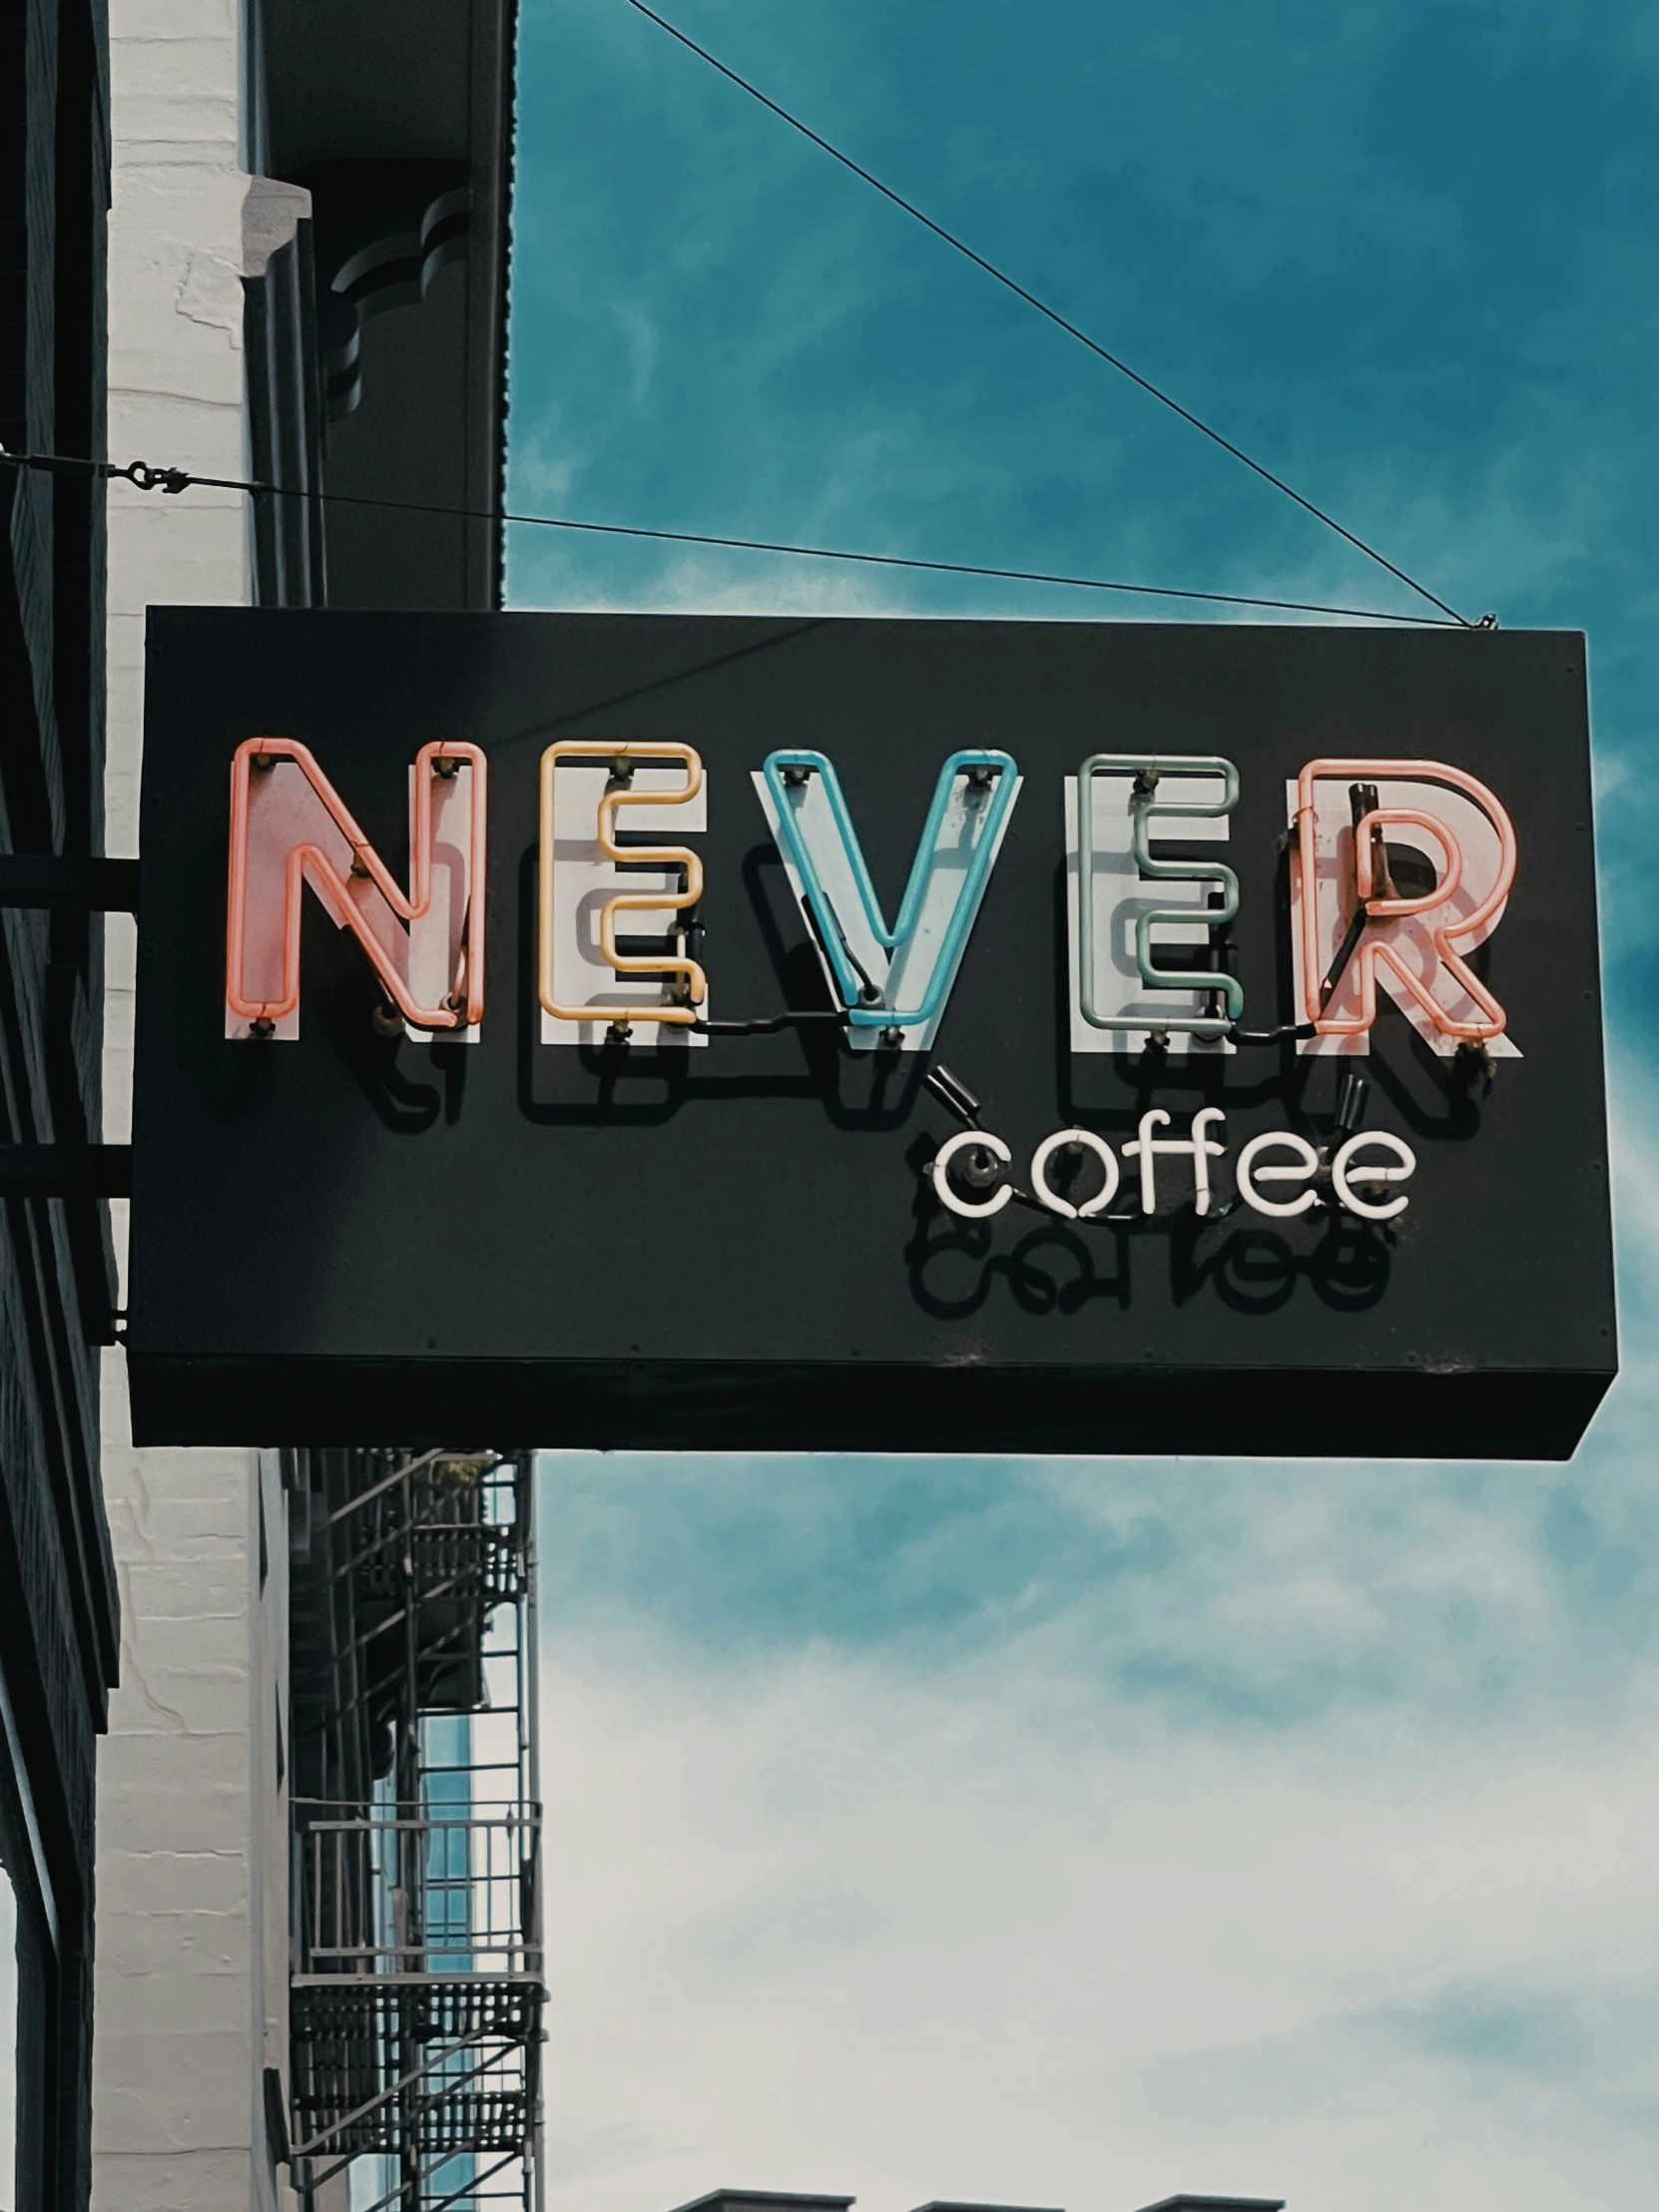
{"left": 121, "top": 459, "right": 193, "bottom": 495}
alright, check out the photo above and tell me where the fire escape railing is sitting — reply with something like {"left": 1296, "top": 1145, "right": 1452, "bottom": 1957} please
{"left": 295, "top": 1802, "right": 541, "bottom": 1977}
{"left": 287, "top": 1449, "right": 542, "bottom": 2212}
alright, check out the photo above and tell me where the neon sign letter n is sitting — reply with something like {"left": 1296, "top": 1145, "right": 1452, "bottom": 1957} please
{"left": 225, "top": 737, "right": 487, "bottom": 1040}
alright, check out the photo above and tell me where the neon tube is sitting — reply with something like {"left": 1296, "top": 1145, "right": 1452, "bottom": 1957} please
{"left": 538, "top": 741, "right": 707, "bottom": 1028}
{"left": 1076, "top": 754, "right": 1242, "bottom": 1037}
{"left": 225, "top": 736, "right": 487, "bottom": 1031}
{"left": 1294, "top": 758, "right": 1515, "bottom": 1040}
{"left": 762, "top": 748, "right": 1016, "bottom": 1029}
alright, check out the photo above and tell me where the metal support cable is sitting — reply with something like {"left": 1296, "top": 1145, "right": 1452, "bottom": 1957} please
{"left": 0, "top": 447, "right": 1464, "bottom": 625}
{"left": 617, "top": 0, "right": 1473, "bottom": 628}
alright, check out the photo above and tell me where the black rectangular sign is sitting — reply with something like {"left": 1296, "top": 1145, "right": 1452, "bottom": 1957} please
{"left": 128, "top": 610, "right": 1614, "bottom": 1457}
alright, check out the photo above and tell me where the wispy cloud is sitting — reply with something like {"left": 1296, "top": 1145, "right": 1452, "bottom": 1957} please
{"left": 539, "top": 1595, "right": 1659, "bottom": 2212}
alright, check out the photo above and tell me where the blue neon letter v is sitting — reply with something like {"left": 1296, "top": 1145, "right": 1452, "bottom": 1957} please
{"left": 758, "top": 749, "right": 1019, "bottom": 1044}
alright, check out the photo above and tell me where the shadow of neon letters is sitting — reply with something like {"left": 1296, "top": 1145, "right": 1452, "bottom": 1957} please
{"left": 223, "top": 738, "right": 1519, "bottom": 1068}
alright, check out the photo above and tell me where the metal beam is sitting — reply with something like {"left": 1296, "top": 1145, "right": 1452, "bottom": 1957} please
{"left": 0, "top": 855, "right": 140, "bottom": 910}
{"left": 0, "top": 1145, "right": 133, "bottom": 1197}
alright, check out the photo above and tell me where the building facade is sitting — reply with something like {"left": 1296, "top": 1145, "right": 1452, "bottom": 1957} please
{"left": 94, "top": 2, "right": 522, "bottom": 2208}
{"left": 0, "top": 0, "right": 122, "bottom": 2202}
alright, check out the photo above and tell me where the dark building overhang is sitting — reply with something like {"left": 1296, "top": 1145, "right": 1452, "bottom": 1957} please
{"left": 246, "top": 0, "right": 517, "bottom": 611}
{"left": 669, "top": 2194, "right": 856, "bottom": 2212}
{"left": 1133, "top": 2197, "right": 1287, "bottom": 2212}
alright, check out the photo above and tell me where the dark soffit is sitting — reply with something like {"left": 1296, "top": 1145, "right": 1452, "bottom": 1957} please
{"left": 257, "top": 0, "right": 477, "bottom": 171}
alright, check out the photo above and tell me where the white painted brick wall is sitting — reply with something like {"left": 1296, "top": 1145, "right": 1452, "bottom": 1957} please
{"left": 94, "top": 4, "right": 292, "bottom": 2207}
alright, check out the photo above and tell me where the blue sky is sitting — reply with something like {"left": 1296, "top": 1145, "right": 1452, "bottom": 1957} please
{"left": 506, "top": 6, "right": 1659, "bottom": 2208}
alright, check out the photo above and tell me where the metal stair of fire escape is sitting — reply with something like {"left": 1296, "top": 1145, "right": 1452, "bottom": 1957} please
{"left": 286, "top": 1446, "right": 543, "bottom": 2209}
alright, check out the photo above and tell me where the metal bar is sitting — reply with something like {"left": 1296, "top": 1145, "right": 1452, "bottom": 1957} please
{"left": 0, "top": 854, "right": 140, "bottom": 910}
{"left": 356, "top": 2145, "right": 520, "bottom": 2212}
{"left": 520, "top": 1450, "right": 545, "bottom": 2212}
{"left": 0, "top": 1145, "right": 133, "bottom": 1197}
{"left": 329, "top": 1559, "right": 505, "bottom": 1651}
{"left": 326, "top": 1448, "right": 502, "bottom": 1527}
{"left": 320, "top": 1609, "right": 514, "bottom": 1726}
{"left": 419, "top": 2149, "right": 520, "bottom": 2212}
{"left": 291, "top": 1973, "right": 542, "bottom": 1986}
{"left": 294, "top": 2143, "right": 362, "bottom": 2199}
{"left": 344, "top": 2039, "right": 522, "bottom": 2191}
{"left": 355, "top": 2166, "right": 419, "bottom": 2212}
{"left": 294, "top": 1813, "right": 538, "bottom": 1838}
{"left": 288, "top": 2028, "right": 492, "bottom": 2159}
{"left": 294, "top": 1800, "right": 536, "bottom": 1818}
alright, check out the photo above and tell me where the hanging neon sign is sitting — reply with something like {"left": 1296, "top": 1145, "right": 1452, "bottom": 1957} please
{"left": 136, "top": 608, "right": 1614, "bottom": 1460}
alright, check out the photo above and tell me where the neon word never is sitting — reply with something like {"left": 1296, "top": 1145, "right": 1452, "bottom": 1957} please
{"left": 224, "top": 739, "right": 1517, "bottom": 1058}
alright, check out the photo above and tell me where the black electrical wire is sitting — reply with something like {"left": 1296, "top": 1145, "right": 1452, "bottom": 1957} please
{"left": 692, "top": 1011, "right": 847, "bottom": 1034}
{"left": 617, "top": 0, "right": 1474, "bottom": 630}
{"left": 1227, "top": 1021, "right": 1320, "bottom": 1045}
{"left": 0, "top": 449, "right": 1464, "bottom": 626}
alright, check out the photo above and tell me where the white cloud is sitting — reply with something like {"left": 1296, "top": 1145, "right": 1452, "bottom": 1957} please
{"left": 511, "top": 419, "right": 590, "bottom": 508}
{"left": 508, "top": 540, "right": 895, "bottom": 618}
{"left": 539, "top": 1624, "right": 1659, "bottom": 2212}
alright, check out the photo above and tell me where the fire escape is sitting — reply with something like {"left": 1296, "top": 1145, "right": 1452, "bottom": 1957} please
{"left": 285, "top": 1448, "right": 543, "bottom": 2211}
